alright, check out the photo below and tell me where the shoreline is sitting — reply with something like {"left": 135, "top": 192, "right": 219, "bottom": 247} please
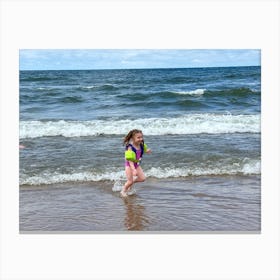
{"left": 19, "top": 175, "right": 261, "bottom": 232}
{"left": 19, "top": 174, "right": 260, "bottom": 189}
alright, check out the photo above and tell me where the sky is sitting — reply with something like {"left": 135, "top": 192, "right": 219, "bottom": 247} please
{"left": 19, "top": 49, "right": 260, "bottom": 70}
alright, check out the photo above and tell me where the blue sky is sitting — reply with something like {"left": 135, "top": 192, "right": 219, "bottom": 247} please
{"left": 19, "top": 49, "right": 260, "bottom": 70}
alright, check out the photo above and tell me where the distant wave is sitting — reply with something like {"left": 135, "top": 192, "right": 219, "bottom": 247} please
{"left": 20, "top": 113, "right": 260, "bottom": 139}
{"left": 206, "top": 87, "right": 260, "bottom": 96}
{"left": 154, "top": 87, "right": 259, "bottom": 99}
{"left": 77, "top": 84, "right": 118, "bottom": 91}
{"left": 21, "top": 84, "right": 118, "bottom": 93}
{"left": 20, "top": 87, "right": 260, "bottom": 106}
{"left": 170, "top": 87, "right": 259, "bottom": 97}
{"left": 171, "top": 89, "right": 206, "bottom": 95}
{"left": 19, "top": 159, "right": 260, "bottom": 185}
{"left": 36, "top": 87, "right": 56, "bottom": 91}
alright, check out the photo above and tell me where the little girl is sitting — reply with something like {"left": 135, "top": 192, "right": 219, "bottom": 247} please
{"left": 121, "top": 129, "right": 151, "bottom": 198}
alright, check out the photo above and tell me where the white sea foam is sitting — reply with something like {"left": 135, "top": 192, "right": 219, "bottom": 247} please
{"left": 20, "top": 159, "right": 260, "bottom": 186}
{"left": 173, "top": 89, "right": 206, "bottom": 95}
{"left": 20, "top": 170, "right": 125, "bottom": 186}
{"left": 112, "top": 180, "right": 136, "bottom": 195}
{"left": 112, "top": 180, "right": 124, "bottom": 192}
{"left": 242, "top": 159, "right": 261, "bottom": 175}
{"left": 19, "top": 113, "right": 260, "bottom": 139}
{"left": 83, "top": 85, "right": 98, "bottom": 89}
{"left": 80, "top": 84, "right": 115, "bottom": 89}
{"left": 146, "top": 160, "right": 261, "bottom": 178}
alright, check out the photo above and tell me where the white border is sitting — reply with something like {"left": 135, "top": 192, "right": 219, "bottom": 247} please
{"left": 1, "top": 0, "right": 279, "bottom": 279}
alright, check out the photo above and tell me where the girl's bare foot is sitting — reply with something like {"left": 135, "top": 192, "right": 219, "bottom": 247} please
{"left": 120, "top": 190, "right": 128, "bottom": 198}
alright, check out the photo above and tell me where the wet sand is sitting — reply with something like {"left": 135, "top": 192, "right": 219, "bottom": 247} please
{"left": 19, "top": 175, "right": 261, "bottom": 232}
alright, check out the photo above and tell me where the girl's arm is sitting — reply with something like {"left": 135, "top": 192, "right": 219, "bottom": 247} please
{"left": 125, "top": 146, "right": 137, "bottom": 176}
{"left": 146, "top": 148, "right": 152, "bottom": 154}
{"left": 143, "top": 143, "right": 152, "bottom": 154}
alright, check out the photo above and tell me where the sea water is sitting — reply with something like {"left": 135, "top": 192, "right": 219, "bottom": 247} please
{"left": 20, "top": 67, "right": 260, "bottom": 185}
{"left": 19, "top": 67, "right": 261, "bottom": 231}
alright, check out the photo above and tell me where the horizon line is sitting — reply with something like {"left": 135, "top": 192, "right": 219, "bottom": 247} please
{"left": 20, "top": 65, "right": 261, "bottom": 71}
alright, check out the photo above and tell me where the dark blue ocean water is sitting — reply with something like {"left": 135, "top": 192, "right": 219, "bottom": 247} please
{"left": 19, "top": 67, "right": 261, "bottom": 185}
{"left": 20, "top": 67, "right": 260, "bottom": 121}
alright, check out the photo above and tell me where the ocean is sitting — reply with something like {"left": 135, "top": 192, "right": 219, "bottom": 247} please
{"left": 19, "top": 66, "right": 261, "bottom": 231}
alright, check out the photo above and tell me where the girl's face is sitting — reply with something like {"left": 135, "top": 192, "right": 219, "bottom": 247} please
{"left": 133, "top": 132, "right": 143, "bottom": 144}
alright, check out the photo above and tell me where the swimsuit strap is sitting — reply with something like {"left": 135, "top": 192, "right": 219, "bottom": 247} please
{"left": 140, "top": 143, "right": 144, "bottom": 157}
{"left": 126, "top": 143, "right": 144, "bottom": 158}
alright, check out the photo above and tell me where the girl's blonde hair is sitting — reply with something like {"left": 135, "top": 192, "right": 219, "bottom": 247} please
{"left": 123, "top": 129, "right": 143, "bottom": 146}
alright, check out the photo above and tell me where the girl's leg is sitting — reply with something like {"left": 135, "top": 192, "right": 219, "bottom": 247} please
{"left": 134, "top": 166, "right": 146, "bottom": 183}
{"left": 122, "top": 166, "right": 134, "bottom": 193}
{"left": 121, "top": 166, "right": 146, "bottom": 197}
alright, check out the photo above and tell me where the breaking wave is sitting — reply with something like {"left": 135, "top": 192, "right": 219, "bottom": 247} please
{"left": 20, "top": 113, "right": 260, "bottom": 139}
{"left": 19, "top": 159, "right": 260, "bottom": 185}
